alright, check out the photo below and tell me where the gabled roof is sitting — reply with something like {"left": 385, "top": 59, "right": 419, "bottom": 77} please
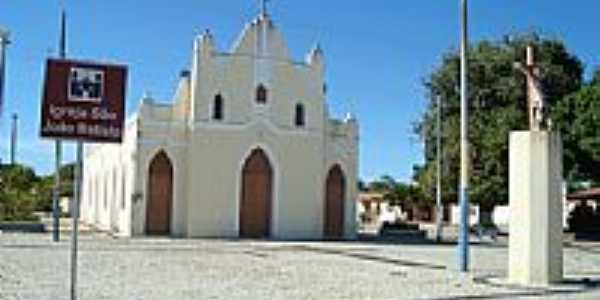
{"left": 230, "top": 14, "right": 291, "bottom": 61}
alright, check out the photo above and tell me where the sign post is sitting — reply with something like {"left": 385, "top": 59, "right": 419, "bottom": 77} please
{"left": 53, "top": 7, "right": 68, "bottom": 243}
{"left": 40, "top": 58, "right": 127, "bottom": 300}
{"left": 70, "top": 141, "right": 82, "bottom": 300}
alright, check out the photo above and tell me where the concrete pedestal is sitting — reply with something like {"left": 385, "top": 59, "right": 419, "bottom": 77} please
{"left": 508, "top": 131, "right": 563, "bottom": 285}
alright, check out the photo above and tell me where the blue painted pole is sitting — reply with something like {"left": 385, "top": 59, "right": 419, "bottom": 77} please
{"left": 436, "top": 95, "right": 443, "bottom": 242}
{"left": 458, "top": 0, "right": 470, "bottom": 272}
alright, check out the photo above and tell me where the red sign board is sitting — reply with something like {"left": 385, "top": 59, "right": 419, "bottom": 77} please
{"left": 40, "top": 58, "right": 127, "bottom": 143}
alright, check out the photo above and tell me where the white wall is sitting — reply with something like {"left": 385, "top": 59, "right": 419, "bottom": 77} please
{"left": 493, "top": 206, "right": 510, "bottom": 226}
{"left": 81, "top": 117, "right": 137, "bottom": 237}
{"left": 450, "top": 204, "right": 480, "bottom": 226}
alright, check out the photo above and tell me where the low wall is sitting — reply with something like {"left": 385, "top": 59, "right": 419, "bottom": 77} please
{"left": 0, "top": 222, "right": 47, "bottom": 233}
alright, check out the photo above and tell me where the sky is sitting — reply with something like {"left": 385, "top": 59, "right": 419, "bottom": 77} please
{"left": 0, "top": 0, "right": 599, "bottom": 182}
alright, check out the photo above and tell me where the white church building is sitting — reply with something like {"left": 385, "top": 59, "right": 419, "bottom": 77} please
{"left": 80, "top": 9, "right": 359, "bottom": 239}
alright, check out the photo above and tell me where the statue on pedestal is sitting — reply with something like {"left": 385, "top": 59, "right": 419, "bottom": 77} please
{"left": 508, "top": 47, "right": 564, "bottom": 286}
{"left": 515, "top": 45, "right": 548, "bottom": 131}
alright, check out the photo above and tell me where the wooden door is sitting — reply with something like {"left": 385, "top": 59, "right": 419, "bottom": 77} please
{"left": 240, "top": 149, "right": 273, "bottom": 238}
{"left": 324, "top": 165, "right": 345, "bottom": 239}
{"left": 146, "top": 151, "right": 173, "bottom": 235}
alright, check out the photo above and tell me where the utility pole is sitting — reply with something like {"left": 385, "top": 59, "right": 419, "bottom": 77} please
{"left": 0, "top": 27, "right": 10, "bottom": 117}
{"left": 458, "top": 0, "right": 471, "bottom": 272}
{"left": 52, "top": 7, "right": 66, "bottom": 243}
{"left": 10, "top": 113, "right": 17, "bottom": 165}
{"left": 435, "top": 95, "right": 443, "bottom": 242}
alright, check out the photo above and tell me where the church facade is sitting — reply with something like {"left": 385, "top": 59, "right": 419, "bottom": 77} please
{"left": 80, "top": 11, "right": 359, "bottom": 239}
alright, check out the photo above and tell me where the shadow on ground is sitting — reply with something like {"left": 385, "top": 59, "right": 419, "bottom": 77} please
{"left": 261, "top": 244, "right": 447, "bottom": 270}
{"left": 433, "top": 275, "right": 600, "bottom": 300}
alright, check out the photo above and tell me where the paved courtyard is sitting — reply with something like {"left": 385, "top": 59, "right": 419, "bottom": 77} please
{"left": 1, "top": 233, "right": 600, "bottom": 300}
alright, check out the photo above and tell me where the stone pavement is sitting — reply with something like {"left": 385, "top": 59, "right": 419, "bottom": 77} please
{"left": 1, "top": 233, "right": 599, "bottom": 300}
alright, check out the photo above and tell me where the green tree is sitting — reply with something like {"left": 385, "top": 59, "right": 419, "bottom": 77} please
{"left": 0, "top": 164, "right": 41, "bottom": 221}
{"left": 58, "top": 163, "right": 75, "bottom": 197}
{"left": 367, "top": 175, "right": 397, "bottom": 192}
{"left": 415, "top": 33, "right": 583, "bottom": 214}
{"left": 366, "top": 175, "right": 415, "bottom": 208}
{"left": 552, "top": 71, "right": 600, "bottom": 186}
{"left": 33, "top": 176, "right": 55, "bottom": 211}
{"left": 33, "top": 163, "right": 76, "bottom": 212}
{"left": 357, "top": 179, "right": 368, "bottom": 192}
{"left": 0, "top": 162, "right": 76, "bottom": 221}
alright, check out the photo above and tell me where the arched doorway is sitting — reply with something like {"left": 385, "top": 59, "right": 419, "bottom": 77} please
{"left": 324, "top": 165, "right": 346, "bottom": 239}
{"left": 240, "top": 148, "right": 273, "bottom": 238}
{"left": 145, "top": 151, "right": 173, "bottom": 235}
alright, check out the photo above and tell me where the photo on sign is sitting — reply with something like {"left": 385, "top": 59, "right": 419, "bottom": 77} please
{"left": 68, "top": 67, "right": 104, "bottom": 102}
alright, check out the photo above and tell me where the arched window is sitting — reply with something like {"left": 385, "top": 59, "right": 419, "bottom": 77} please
{"left": 295, "top": 103, "right": 305, "bottom": 127}
{"left": 256, "top": 84, "right": 268, "bottom": 104}
{"left": 213, "top": 94, "right": 224, "bottom": 120}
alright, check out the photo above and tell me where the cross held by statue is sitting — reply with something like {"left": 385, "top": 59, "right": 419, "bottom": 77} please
{"left": 527, "top": 45, "right": 535, "bottom": 67}
{"left": 518, "top": 45, "right": 546, "bottom": 131}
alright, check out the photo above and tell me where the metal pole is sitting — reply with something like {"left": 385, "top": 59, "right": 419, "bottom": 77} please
{"left": 53, "top": 7, "right": 66, "bottom": 243}
{"left": 435, "top": 95, "right": 443, "bottom": 242}
{"left": 60, "top": 7, "right": 66, "bottom": 59}
{"left": 56, "top": 5, "right": 80, "bottom": 299}
{"left": 70, "top": 141, "right": 83, "bottom": 300}
{"left": 0, "top": 28, "right": 10, "bottom": 117}
{"left": 53, "top": 141, "right": 62, "bottom": 242}
{"left": 458, "top": 0, "right": 470, "bottom": 272}
{"left": 10, "top": 113, "right": 16, "bottom": 165}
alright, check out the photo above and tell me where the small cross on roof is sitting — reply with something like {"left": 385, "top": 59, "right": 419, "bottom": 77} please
{"left": 259, "top": 0, "right": 270, "bottom": 17}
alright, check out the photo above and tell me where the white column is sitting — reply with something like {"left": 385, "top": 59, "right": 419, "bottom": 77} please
{"left": 509, "top": 131, "right": 563, "bottom": 285}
